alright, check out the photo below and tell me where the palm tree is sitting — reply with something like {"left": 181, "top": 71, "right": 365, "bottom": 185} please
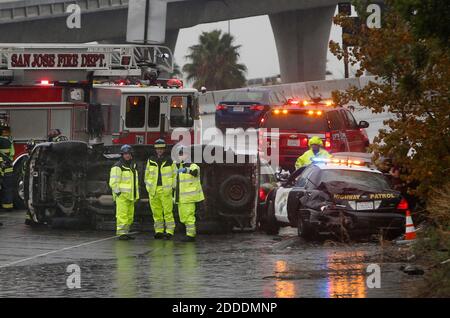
{"left": 170, "top": 62, "right": 182, "bottom": 78}
{"left": 182, "top": 30, "right": 247, "bottom": 90}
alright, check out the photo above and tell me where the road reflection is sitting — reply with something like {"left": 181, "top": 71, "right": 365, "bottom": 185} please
{"left": 115, "top": 239, "right": 200, "bottom": 297}
{"left": 326, "top": 251, "right": 366, "bottom": 298}
{"left": 115, "top": 240, "right": 137, "bottom": 298}
{"left": 273, "top": 260, "right": 297, "bottom": 298}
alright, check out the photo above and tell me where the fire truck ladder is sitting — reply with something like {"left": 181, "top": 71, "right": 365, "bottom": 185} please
{"left": 0, "top": 43, "right": 173, "bottom": 79}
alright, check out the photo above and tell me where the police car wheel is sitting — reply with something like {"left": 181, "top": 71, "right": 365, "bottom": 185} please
{"left": 261, "top": 200, "right": 280, "bottom": 235}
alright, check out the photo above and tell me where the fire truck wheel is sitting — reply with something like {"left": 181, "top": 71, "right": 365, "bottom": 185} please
{"left": 218, "top": 175, "right": 253, "bottom": 211}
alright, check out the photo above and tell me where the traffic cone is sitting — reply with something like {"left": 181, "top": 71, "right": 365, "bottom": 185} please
{"left": 405, "top": 210, "right": 417, "bottom": 240}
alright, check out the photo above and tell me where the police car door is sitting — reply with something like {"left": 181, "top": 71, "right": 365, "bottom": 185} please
{"left": 274, "top": 166, "right": 314, "bottom": 223}
{"left": 274, "top": 187, "right": 292, "bottom": 223}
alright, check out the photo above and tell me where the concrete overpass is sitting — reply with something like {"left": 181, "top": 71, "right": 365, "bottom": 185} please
{"left": 0, "top": 0, "right": 361, "bottom": 82}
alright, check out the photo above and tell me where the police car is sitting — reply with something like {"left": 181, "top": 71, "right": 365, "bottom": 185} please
{"left": 260, "top": 153, "right": 407, "bottom": 240}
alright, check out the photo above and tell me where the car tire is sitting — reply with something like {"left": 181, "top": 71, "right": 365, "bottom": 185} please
{"left": 218, "top": 175, "right": 253, "bottom": 211}
{"left": 297, "top": 212, "right": 316, "bottom": 240}
{"left": 261, "top": 199, "right": 280, "bottom": 235}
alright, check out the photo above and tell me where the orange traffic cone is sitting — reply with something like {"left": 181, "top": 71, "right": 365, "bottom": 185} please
{"left": 405, "top": 210, "right": 417, "bottom": 240}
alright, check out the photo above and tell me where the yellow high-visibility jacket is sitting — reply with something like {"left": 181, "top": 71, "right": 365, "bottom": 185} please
{"left": 174, "top": 162, "right": 205, "bottom": 204}
{"left": 144, "top": 156, "right": 176, "bottom": 196}
{"left": 295, "top": 149, "right": 331, "bottom": 170}
{"left": 109, "top": 160, "right": 140, "bottom": 201}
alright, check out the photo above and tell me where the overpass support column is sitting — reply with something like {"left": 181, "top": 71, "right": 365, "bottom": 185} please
{"left": 165, "top": 29, "right": 180, "bottom": 54}
{"left": 269, "top": 5, "right": 336, "bottom": 83}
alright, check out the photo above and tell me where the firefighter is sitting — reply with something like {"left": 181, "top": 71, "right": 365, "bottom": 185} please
{"left": 174, "top": 146, "right": 204, "bottom": 242}
{"left": 295, "top": 136, "right": 331, "bottom": 170}
{"left": 145, "top": 139, "right": 176, "bottom": 240}
{"left": 0, "top": 122, "right": 14, "bottom": 161}
{"left": 0, "top": 122, "right": 15, "bottom": 211}
{"left": 109, "top": 144, "right": 139, "bottom": 240}
{"left": 47, "top": 129, "right": 68, "bottom": 142}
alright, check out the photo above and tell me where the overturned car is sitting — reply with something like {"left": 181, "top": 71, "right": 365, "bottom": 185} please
{"left": 262, "top": 154, "right": 407, "bottom": 240}
{"left": 22, "top": 141, "right": 261, "bottom": 233}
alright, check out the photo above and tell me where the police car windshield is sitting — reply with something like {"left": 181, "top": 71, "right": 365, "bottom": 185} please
{"left": 263, "top": 111, "right": 328, "bottom": 131}
{"left": 223, "top": 91, "right": 265, "bottom": 103}
{"left": 319, "top": 169, "right": 391, "bottom": 192}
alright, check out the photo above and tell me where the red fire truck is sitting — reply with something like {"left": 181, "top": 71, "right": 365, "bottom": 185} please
{"left": 0, "top": 43, "right": 200, "bottom": 156}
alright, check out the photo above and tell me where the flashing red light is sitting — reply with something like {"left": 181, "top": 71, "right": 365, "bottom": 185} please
{"left": 259, "top": 188, "right": 268, "bottom": 202}
{"left": 250, "top": 104, "right": 265, "bottom": 111}
{"left": 301, "top": 137, "right": 308, "bottom": 148}
{"left": 397, "top": 198, "right": 409, "bottom": 210}
{"left": 167, "top": 78, "right": 183, "bottom": 88}
{"left": 40, "top": 80, "right": 50, "bottom": 85}
{"left": 287, "top": 98, "right": 300, "bottom": 105}
{"left": 216, "top": 104, "right": 227, "bottom": 111}
{"left": 325, "top": 133, "right": 332, "bottom": 150}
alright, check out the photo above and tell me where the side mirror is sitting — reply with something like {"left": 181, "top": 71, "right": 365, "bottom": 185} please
{"left": 358, "top": 120, "right": 369, "bottom": 129}
{"left": 275, "top": 169, "right": 290, "bottom": 182}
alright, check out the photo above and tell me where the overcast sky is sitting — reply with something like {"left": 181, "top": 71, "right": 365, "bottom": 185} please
{"left": 174, "top": 8, "right": 350, "bottom": 81}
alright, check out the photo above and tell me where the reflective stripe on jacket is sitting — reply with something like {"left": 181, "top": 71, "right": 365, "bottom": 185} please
{"left": 109, "top": 161, "right": 139, "bottom": 201}
{"left": 175, "top": 162, "right": 204, "bottom": 204}
{"left": 144, "top": 157, "right": 175, "bottom": 196}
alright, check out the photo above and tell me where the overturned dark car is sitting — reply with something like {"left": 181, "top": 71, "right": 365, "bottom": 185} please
{"left": 22, "top": 141, "right": 262, "bottom": 234}
{"left": 262, "top": 154, "right": 407, "bottom": 240}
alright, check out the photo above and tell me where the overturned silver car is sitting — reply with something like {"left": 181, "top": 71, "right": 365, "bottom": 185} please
{"left": 23, "top": 142, "right": 262, "bottom": 233}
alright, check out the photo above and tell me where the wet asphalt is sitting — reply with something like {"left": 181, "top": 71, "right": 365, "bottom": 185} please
{"left": 0, "top": 210, "right": 422, "bottom": 298}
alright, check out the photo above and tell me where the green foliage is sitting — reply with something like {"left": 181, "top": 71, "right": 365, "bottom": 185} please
{"left": 182, "top": 30, "right": 247, "bottom": 90}
{"left": 170, "top": 63, "right": 182, "bottom": 78}
{"left": 330, "top": 0, "right": 450, "bottom": 198}
{"left": 394, "top": 0, "right": 450, "bottom": 47}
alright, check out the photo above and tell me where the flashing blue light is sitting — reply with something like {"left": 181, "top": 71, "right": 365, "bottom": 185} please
{"left": 312, "top": 158, "right": 330, "bottom": 163}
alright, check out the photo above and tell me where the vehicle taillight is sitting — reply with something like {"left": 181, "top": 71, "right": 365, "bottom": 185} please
{"left": 250, "top": 104, "right": 265, "bottom": 111}
{"left": 216, "top": 104, "right": 227, "bottom": 111}
{"left": 325, "top": 132, "right": 332, "bottom": 150}
{"left": 300, "top": 137, "right": 308, "bottom": 148}
{"left": 397, "top": 198, "right": 409, "bottom": 211}
{"left": 259, "top": 188, "right": 268, "bottom": 202}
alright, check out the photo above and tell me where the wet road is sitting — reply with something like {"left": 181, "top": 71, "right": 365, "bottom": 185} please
{"left": 0, "top": 210, "right": 421, "bottom": 298}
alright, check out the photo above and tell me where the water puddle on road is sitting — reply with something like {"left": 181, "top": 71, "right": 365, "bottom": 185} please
{"left": 262, "top": 250, "right": 374, "bottom": 298}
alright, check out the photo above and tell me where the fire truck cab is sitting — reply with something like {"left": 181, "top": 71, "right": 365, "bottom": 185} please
{"left": 92, "top": 85, "right": 200, "bottom": 146}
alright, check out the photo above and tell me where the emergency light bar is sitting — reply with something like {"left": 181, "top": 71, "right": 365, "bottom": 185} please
{"left": 286, "top": 98, "right": 334, "bottom": 107}
{"left": 312, "top": 157, "right": 365, "bottom": 166}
